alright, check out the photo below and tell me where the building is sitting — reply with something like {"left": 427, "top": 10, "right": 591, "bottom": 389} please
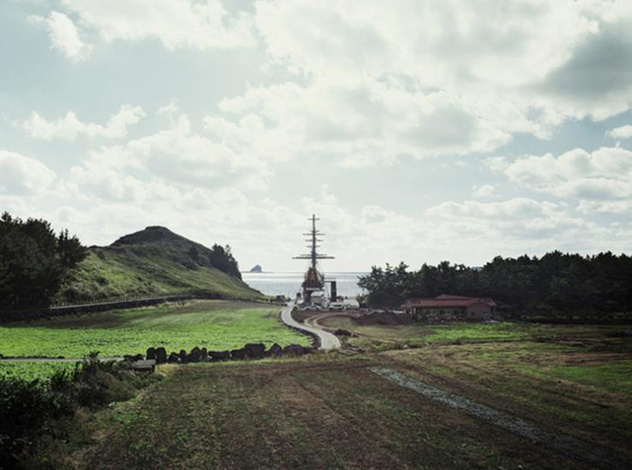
{"left": 402, "top": 294, "right": 496, "bottom": 323}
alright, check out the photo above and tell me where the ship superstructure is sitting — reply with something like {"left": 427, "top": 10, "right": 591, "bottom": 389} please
{"left": 293, "top": 215, "right": 335, "bottom": 304}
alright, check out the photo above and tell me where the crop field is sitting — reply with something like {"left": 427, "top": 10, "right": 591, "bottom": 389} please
{"left": 0, "top": 300, "right": 309, "bottom": 359}
{"left": 0, "top": 361, "right": 75, "bottom": 381}
{"left": 70, "top": 359, "right": 585, "bottom": 469}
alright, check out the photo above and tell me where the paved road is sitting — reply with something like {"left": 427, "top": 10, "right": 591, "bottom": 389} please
{"left": 280, "top": 301, "right": 341, "bottom": 350}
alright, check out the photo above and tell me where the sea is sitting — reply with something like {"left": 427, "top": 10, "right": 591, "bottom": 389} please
{"left": 241, "top": 271, "right": 367, "bottom": 298}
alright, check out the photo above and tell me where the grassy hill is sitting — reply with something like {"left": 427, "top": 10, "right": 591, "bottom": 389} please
{"left": 56, "top": 226, "right": 262, "bottom": 303}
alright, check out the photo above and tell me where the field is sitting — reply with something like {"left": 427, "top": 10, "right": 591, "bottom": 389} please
{"left": 23, "top": 312, "right": 626, "bottom": 469}
{"left": 0, "top": 300, "right": 309, "bottom": 360}
{"left": 4, "top": 306, "right": 632, "bottom": 468}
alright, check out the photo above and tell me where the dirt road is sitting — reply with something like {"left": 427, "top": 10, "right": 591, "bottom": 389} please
{"left": 280, "top": 301, "right": 341, "bottom": 350}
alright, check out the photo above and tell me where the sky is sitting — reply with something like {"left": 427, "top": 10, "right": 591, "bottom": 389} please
{"left": 1, "top": 0, "right": 632, "bottom": 272}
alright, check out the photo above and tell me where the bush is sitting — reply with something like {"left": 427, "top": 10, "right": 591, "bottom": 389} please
{"left": 0, "top": 377, "right": 70, "bottom": 468}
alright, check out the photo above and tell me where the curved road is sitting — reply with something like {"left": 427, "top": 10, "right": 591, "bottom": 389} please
{"left": 280, "top": 301, "right": 341, "bottom": 350}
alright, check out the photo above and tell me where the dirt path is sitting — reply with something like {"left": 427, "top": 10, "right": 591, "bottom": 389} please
{"left": 280, "top": 301, "right": 340, "bottom": 350}
{"left": 372, "top": 367, "right": 631, "bottom": 470}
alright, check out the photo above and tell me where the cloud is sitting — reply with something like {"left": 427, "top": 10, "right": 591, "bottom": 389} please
{"left": 606, "top": 125, "right": 632, "bottom": 139}
{"left": 473, "top": 184, "right": 495, "bottom": 198}
{"left": 61, "top": 0, "right": 255, "bottom": 50}
{"left": 488, "top": 146, "right": 632, "bottom": 212}
{"left": 30, "top": 11, "right": 92, "bottom": 61}
{"left": 534, "top": 19, "right": 632, "bottom": 121}
{"left": 68, "top": 114, "right": 270, "bottom": 202}
{"left": 0, "top": 150, "right": 56, "bottom": 195}
{"left": 21, "top": 105, "right": 145, "bottom": 141}
{"left": 213, "top": 80, "right": 510, "bottom": 167}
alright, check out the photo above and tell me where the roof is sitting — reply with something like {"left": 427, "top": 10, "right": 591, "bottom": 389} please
{"left": 404, "top": 294, "right": 496, "bottom": 308}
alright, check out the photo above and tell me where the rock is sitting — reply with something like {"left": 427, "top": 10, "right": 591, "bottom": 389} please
{"left": 123, "top": 355, "right": 136, "bottom": 362}
{"left": 268, "top": 343, "right": 283, "bottom": 358}
{"left": 208, "top": 350, "right": 230, "bottom": 361}
{"left": 249, "top": 264, "right": 263, "bottom": 273}
{"left": 133, "top": 353, "right": 144, "bottom": 361}
{"left": 231, "top": 348, "right": 247, "bottom": 360}
{"left": 146, "top": 347, "right": 156, "bottom": 360}
{"left": 156, "top": 347, "right": 167, "bottom": 364}
{"left": 179, "top": 349, "right": 188, "bottom": 363}
{"left": 168, "top": 352, "right": 180, "bottom": 363}
{"left": 333, "top": 329, "right": 352, "bottom": 337}
{"left": 244, "top": 343, "right": 266, "bottom": 359}
{"left": 282, "top": 344, "right": 311, "bottom": 356}
{"left": 188, "top": 347, "right": 202, "bottom": 363}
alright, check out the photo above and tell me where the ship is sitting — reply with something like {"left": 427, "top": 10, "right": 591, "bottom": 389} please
{"left": 293, "top": 215, "right": 336, "bottom": 305}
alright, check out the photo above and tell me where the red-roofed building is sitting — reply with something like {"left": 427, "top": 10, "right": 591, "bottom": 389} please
{"left": 403, "top": 294, "right": 496, "bottom": 322}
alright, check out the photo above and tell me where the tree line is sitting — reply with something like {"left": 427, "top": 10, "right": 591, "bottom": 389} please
{"left": 0, "top": 212, "right": 87, "bottom": 309}
{"left": 358, "top": 251, "right": 632, "bottom": 315}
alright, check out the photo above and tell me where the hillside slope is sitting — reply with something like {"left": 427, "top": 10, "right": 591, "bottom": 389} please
{"left": 57, "top": 226, "right": 262, "bottom": 302}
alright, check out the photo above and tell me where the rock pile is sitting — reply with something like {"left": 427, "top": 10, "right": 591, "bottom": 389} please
{"left": 128, "top": 342, "right": 313, "bottom": 365}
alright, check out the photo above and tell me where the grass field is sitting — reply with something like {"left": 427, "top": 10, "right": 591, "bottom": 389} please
{"left": 0, "top": 300, "right": 309, "bottom": 359}
{"left": 57, "top": 247, "right": 262, "bottom": 303}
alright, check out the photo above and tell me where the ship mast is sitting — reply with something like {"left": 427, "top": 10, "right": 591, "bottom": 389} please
{"left": 292, "top": 214, "right": 334, "bottom": 303}
{"left": 293, "top": 214, "right": 334, "bottom": 267}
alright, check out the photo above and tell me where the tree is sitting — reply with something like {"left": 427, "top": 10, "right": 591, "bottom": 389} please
{"left": 0, "top": 212, "right": 87, "bottom": 309}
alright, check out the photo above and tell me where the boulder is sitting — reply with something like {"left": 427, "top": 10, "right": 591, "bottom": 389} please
{"left": 334, "top": 329, "right": 352, "bottom": 337}
{"left": 244, "top": 343, "right": 266, "bottom": 359}
{"left": 282, "top": 344, "right": 310, "bottom": 356}
{"left": 168, "top": 352, "right": 180, "bottom": 363}
{"left": 187, "top": 347, "right": 202, "bottom": 363}
{"left": 179, "top": 349, "right": 188, "bottom": 363}
{"left": 231, "top": 348, "right": 247, "bottom": 360}
{"left": 146, "top": 347, "right": 156, "bottom": 360}
{"left": 208, "top": 350, "right": 230, "bottom": 361}
{"left": 155, "top": 347, "right": 167, "bottom": 364}
{"left": 268, "top": 343, "right": 283, "bottom": 358}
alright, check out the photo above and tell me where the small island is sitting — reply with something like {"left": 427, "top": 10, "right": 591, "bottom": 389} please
{"left": 249, "top": 264, "right": 263, "bottom": 273}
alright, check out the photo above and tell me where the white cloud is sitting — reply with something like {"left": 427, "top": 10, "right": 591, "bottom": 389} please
{"left": 30, "top": 11, "right": 91, "bottom": 61}
{"left": 489, "top": 146, "right": 632, "bottom": 212}
{"left": 473, "top": 184, "right": 495, "bottom": 198}
{"left": 0, "top": 150, "right": 56, "bottom": 195}
{"left": 61, "top": 0, "right": 255, "bottom": 50}
{"left": 68, "top": 114, "right": 270, "bottom": 202}
{"left": 212, "top": 80, "right": 509, "bottom": 167}
{"left": 606, "top": 125, "right": 632, "bottom": 139}
{"left": 21, "top": 105, "right": 145, "bottom": 141}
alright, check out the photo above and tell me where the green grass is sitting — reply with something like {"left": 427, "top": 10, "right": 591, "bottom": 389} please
{"left": 57, "top": 247, "right": 262, "bottom": 303}
{"left": 0, "top": 300, "right": 309, "bottom": 358}
{"left": 425, "top": 323, "right": 529, "bottom": 343}
{"left": 0, "top": 361, "right": 75, "bottom": 381}
{"left": 519, "top": 361, "right": 632, "bottom": 397}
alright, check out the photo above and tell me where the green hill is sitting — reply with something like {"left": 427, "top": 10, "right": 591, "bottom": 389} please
{"left": 56, "top": 226, "right": 262, "bottom": 303}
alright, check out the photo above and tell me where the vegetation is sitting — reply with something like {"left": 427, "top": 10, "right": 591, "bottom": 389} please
{"left": 0, "top": 300, "right": 309, "bottom": 358}
{"left": 72, "top": 361, "right": 582, "bottom": 469}
{"left": 0, "top": 212, "right": 87, "bottom": 309}
{"left": 358, "top": 251, "right": 632, "bottom": 316}
{"left": 57, "top": 246, "right": 260, "bottom": 303}
{"left": 0, "top": 352, "right": 159, "bottom": 469}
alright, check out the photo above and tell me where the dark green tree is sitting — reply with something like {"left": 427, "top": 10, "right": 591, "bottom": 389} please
{"left": 0, "top": 212, "right": 87, "bottom": 309}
